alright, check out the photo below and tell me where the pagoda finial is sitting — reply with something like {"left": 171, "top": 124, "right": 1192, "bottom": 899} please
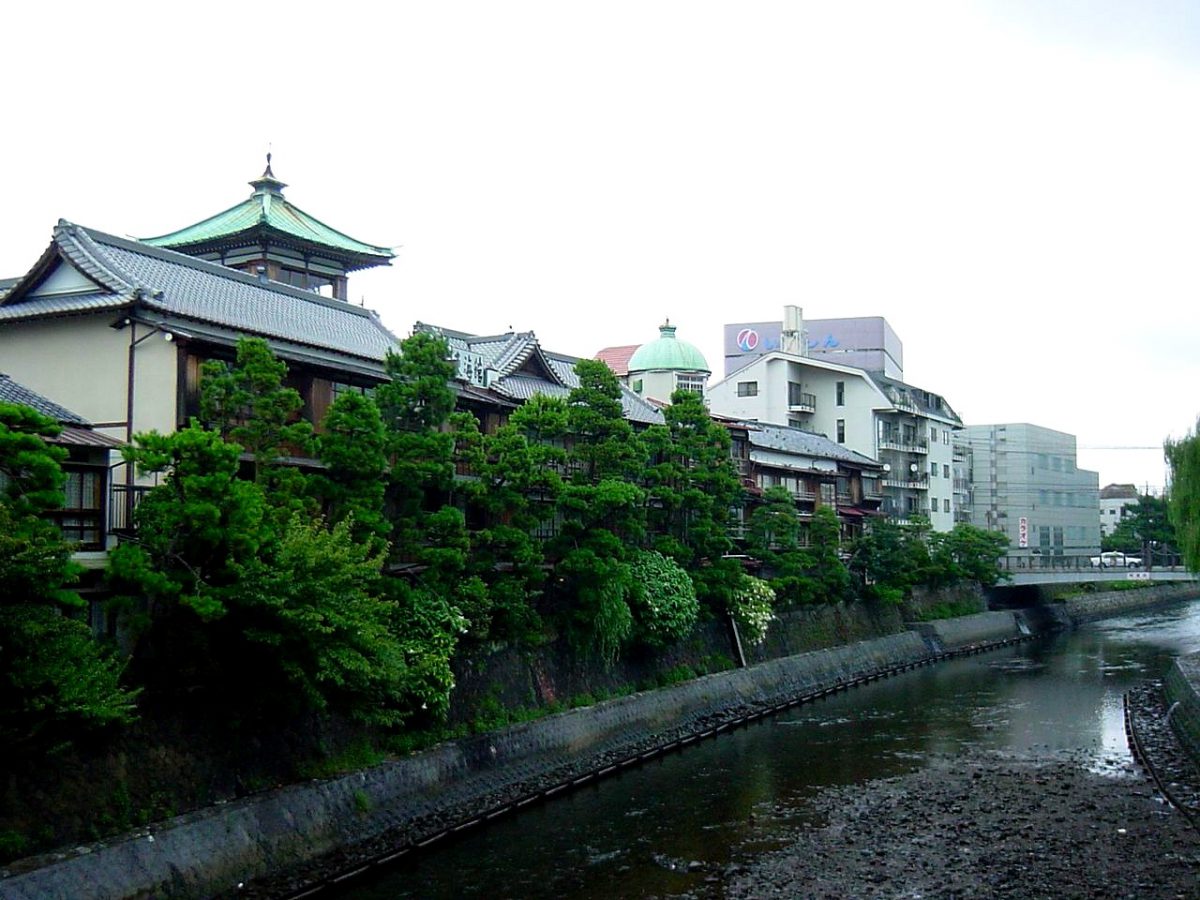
{"left": 659, "top": 318, "right": 677, "bottom": 338}
{"left": 250, "top": 152, "right": 287, "bottom": 196}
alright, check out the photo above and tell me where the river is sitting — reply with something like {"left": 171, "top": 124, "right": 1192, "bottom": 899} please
{"left": 330, "top": 599, "right": 1200, "bottom": 899}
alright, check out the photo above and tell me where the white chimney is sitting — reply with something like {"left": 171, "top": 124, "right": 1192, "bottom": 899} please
{"left": 781, "top": 305, "right": 807, "bottom": 356}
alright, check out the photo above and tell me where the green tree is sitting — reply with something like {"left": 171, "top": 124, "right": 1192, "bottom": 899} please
{"left": 548, "top": 361, "right": 649, "bottom": 659}
{"left": 746, "top": 494, "right": 851, "bottom": 606}
{"left": 454, "top": 397, "right": 570, "bottom": 645}
{"left": 106, "top": 423, "right": 271, "bottom": 691}
{"left": 849, "top": 517, "right": 932, "bottom": 604}
{"left": 0, "top": 404, "right": 136, "bottom": 750}
{"left": 808, "top": 506, "right": 852, "bottom": 603}
{"left": 1104, "top": 494, "right": 1177, "bottom": 561}
{"left": 556, "top": 542, "right": 633, "bottom": 665}
{"left": 198, "top": 337, "right": 313, "bottom": 507}
{"left": 1166, "top": 423, "right": 1200, "bottom": 571}
{"left": 642, "top": 390, "right": 743, "bottom": 611}
{"left": 746, "top": 487, "right": 814, "bottom": 605}
{"left": 566, "top": 359, "right": 645, "bottom": 483}
{"left": 374, "top": 334, "right": 459, "bottom": 554}
{"left": 314, "top": 391, "right": 390, "bottom": 551}
{"left": 373, "top": 334, "right": 495, "bottom": 646}
{"left": 927, "top": 524, "right": 1009, "bottom": 588}
{"left": 231, "top": 515, "right": 451, "bottom": 726}
{"left": 108, "top": 420, "right": 456, "bottom": 725}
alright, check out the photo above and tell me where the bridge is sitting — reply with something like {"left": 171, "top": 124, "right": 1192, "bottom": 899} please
{"left": 997, "top": 556, "right": 1198, "bottom": 587}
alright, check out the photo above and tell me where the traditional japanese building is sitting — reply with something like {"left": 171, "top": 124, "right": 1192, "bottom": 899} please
{"left": 142, "top": 156, "right": 394, "bottom": 301}
{"left": 414, "top": 322, "right": 664, "bottom": 432}
{"left": 721, "top": 417, "right": 885, "bottom": 542}
{"left": 0, "top": 162, "right": 402, "bottom": 547}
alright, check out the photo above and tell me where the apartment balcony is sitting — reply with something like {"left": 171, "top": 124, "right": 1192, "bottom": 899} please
{"left": 885, "top": 390, "right": 921, "bottom": 414}
{"left": 882, "top": 474, "right": 930, "bottom": 490}
{"left": 791, "top": 488, "right": 817, "bottom": 503}
{"left": 787, "top": 390, "right": 817, "bottom": 414}
{"left": 878, "top": 437, "right": 929, "bottom": 455}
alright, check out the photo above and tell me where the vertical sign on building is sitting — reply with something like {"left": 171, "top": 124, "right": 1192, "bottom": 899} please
{"left": 1018, "top": 516, "right": 1029, "bottom": 549}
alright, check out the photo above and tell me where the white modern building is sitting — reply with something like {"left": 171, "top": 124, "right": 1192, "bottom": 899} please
{"left": 1099, "top": 483, "right": 1140, "bottom": 538}
{"left": 707, "top": 308, "right": 961, "bottom": 531}
{"left": 958, "top": 423, "right": 1101, "bottom": 562}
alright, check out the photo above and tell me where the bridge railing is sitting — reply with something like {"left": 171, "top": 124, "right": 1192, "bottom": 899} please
{"left": 999, "top": 553, "right": 1187, "bottom": 574}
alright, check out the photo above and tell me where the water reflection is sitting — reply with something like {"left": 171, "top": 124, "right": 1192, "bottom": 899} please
{"left": 332, "top": 598, "right": 1200, "bottom": 900}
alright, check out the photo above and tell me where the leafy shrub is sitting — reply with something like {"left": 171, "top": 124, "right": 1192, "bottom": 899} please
{"left": 626, "top": 550, "right": 699, "bottom": 647}
{"left": 730, "top": 575, "right": 776, "bottom": 644}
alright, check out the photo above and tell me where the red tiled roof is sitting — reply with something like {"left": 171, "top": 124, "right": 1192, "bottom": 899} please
{"left": 594, "top": 344, "right": 641, "bottom": 377}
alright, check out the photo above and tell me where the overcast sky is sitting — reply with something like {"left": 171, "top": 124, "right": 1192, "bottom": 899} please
{"left": 3, "top": 1, "right": 1197, "bottom": 491}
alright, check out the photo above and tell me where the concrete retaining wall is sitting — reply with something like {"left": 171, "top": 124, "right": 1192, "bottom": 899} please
{"left": 1164, "top": 653, "right": 1200, "bottom": 765}
{"left": 911, "top": 611, "right": 1026, "bottom": 652}
{"left": 1054, "top": 583, "right": 1200, "bottom": 625}
{"left": 1, "top": 594, "right": 1107, "bottom": 900}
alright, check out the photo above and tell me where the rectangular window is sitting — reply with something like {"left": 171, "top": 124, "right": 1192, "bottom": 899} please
{"left": 931, "top": 497, "right": 939, "bottom": 512}
{"left": 943, "top": 464, "right": 950, "bottom": 479}
{"left": 930, "top": 427, "right": 938, "bottom": 443}
{"left": 820, "top": 482, "right": 836, "bottom": 504}
{"left": 944, "top": 431, "right": 950, "bottom": 445}
{"left": 836, "top": 419, "right": 845, "bottom": 443}
{"left": 836, "top": 381, "right": 845, "bottom": 406}
{"left": 944, "top": 498, "right": 951, "bottom": 513}
{"left": 56, "top": 465, "right": 105, "bottom": 550}
{"left": 737, "top": 381, "right": 758, "bottom": 397}
{"left": 930, "top": 461, "right": 938, "bottom": 477}
{"left": 675, "top": 374, "right": 705, "bottom": 395}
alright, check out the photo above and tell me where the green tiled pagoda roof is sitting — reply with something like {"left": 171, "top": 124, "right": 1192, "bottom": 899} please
{"left": 142, "top": 164, "right": 394, "bottom": 264}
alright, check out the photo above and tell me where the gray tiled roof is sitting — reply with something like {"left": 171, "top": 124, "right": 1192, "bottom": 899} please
{"left": 0, "top": 373, "right": 88, "bottom": 424}
{"left": 0, "top": 222, "right": 399, "bottom": 371}
{"left": 493, "top": 374, "right": 571, "bottom": 403}
{"left": 747, "top": 421, "right": 883, "bottom": 469}
{"left": 416, "top": 322, "right": 665, "bottom": 426}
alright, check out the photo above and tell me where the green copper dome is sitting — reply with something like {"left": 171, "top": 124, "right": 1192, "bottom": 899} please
{"left": 627, "top": 322, "right": 710, "bottom": 374}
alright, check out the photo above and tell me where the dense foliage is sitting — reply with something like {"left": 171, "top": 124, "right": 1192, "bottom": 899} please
{"left": 626, "top": 550, "right": 700, "bottom": 648}
{"left": 1103, "top": 494, "right": 1179, "bottom": 564}
{"left": 1166, "top": 423, "right": 1200, "bottom": 571}
{"left": 0, "top": 404, "right": 136, "bottom": 751}
{"left": 4, "top": 333, "right": 1012, "bottom": 764}
{"left": 849, "top": 517, "right": 1008, "bottom": 603}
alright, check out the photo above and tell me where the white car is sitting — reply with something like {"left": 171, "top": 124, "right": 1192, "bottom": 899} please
{"left": 1089, "top": 551, "right": 1143, "bottom": 569}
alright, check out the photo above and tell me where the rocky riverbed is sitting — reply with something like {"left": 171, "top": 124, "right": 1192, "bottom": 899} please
{"left": 719, "top": 686, "right": 1200, "bottom": 899}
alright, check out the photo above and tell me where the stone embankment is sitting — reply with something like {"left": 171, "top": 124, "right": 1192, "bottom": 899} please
{"left": 3, "top": 583, "right": 1196, "bottom": 900}
{"left": 1051, "top": 582, "right": 1200, "bottom": 625}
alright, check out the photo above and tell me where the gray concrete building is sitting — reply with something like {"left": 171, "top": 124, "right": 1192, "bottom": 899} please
{"left": 957, "top": 423, "right": 1101, "bottom": 563}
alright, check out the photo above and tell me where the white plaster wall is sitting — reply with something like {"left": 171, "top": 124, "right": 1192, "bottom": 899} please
{"left": 710, "top": 356, "right": 887, "bottom": 460}
{"left": 0, "top": 313, "right": 178, "bottom": 442}
{"left": 708, "top": 358, "right": 772, "bottom": 421}
{"left": 925, "top": 420, "right": 956, "bottom": 532}
{"left": 795, "top": 363, "right": 882, "bottom": 454}
{"left": 637, "top": 370, "right": 674, "bottom": 405}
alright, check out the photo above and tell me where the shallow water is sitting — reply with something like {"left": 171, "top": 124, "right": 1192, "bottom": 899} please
{"left": 332, "top": 599, "right": 1200, "bottom": 899}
